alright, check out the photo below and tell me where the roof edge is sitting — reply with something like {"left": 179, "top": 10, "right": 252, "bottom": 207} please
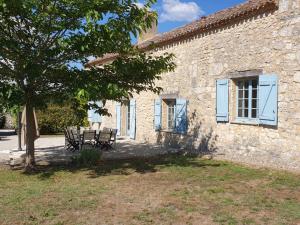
{"left": 87, "top": 0, "right": 279, "bottom": 67}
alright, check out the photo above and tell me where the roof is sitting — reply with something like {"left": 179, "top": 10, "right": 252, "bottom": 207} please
{"left": 87, "top": 0, "right": 279, "bottom": 67}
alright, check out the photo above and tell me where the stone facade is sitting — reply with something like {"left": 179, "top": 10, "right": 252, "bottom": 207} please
{"left": 100, "top": 0, "right": 300, "bottom": 171}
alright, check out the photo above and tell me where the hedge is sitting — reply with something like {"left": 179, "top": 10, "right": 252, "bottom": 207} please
{"left": 37, "top": 104, "right": 88, "bottom": 134}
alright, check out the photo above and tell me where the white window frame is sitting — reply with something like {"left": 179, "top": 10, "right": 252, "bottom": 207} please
{"left": 235, "top": 77, "right": 259, "bottom": 123}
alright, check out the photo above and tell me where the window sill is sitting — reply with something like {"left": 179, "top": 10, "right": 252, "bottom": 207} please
{"left": 159, "top": 129, "right": 176, "bottom": 133}
{"left": 156, "top": 129, "right": 187, "bottom": 135}
{"left": 231, "top": 119, "right": 259, "bottom": 126}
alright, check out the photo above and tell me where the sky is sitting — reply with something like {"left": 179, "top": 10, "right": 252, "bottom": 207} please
{"left": 146, "top": 0, "right": 247, "bottom": 33}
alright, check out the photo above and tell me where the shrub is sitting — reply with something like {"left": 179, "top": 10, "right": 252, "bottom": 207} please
{"left": 72, "top": 149, "right": 102, "bottom": 167}
{"left": 0, "top": 114, "right": 5, "bottom": 129}
{"left": 37, "top": 104, "right": 88, "bottom": 134}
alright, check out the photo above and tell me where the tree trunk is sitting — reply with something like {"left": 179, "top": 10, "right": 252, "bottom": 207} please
{"left": 25, "top": 102, "right": 36, "bottom": 170}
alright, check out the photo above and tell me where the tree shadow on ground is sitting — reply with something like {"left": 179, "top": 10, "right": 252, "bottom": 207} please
{"left": 21, "top": 154, "right": 222, "bottom": 180}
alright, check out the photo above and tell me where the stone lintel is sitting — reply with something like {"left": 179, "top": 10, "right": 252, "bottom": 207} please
{"left": 227, "top": 69, "right": 263, "bottom": 79}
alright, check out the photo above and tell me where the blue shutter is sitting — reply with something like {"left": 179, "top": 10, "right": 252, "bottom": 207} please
{"left": 175, "top": 99, "right": 187, "bottom": 134}
{"left": 259, "top": 74, "right": 278, "bottom": 126}
{"left": 216, "top": 79, "right": 229, "bottom": 122}
{"left": 129, "top": 99, "right": 136, "bottom": 139}
{"left": 88, "top": 101, "right": 102, "bottom": 123}
{"left": 92, "top": 101, "right": 102, "bottom": 123}
{"left": 87, "top": 101, "right": 93, "bottom": 122}
{"left": 116, "top": 102, "right": 121, "bottom": 136}
{"left": 154, "top": 99, "right": 162, "bottom": 131}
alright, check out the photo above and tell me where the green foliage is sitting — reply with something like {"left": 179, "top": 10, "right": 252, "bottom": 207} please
{"left": 0, "top": 113, "right": 5, "bottom": 128}
{"left": 72, "top": 149, "right": 102, "bottom": 167}
{"left": 0, "top": 0, "right": 175, "bottom": 111}
{"left": 0, "top": 0, "right": 175, "bottom": 165}
{"left": 37, "top": 104, "right": 88, "bottom": 134}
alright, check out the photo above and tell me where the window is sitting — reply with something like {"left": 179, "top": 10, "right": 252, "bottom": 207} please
{"left": 237, "top": 78, "right": 258, "bottom": 120}
{"left": 166, "top": 100, "right": 176, "bottom": 130}
{"left": 154, "top": 98, "right": 187, "bottom": 133}
{"left": 216, "top": 74, "right": 278, "bottom": 126}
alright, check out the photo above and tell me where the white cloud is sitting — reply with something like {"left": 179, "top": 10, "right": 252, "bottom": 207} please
{"left": 160, "top": 0, "right": 204, "bottom": 23}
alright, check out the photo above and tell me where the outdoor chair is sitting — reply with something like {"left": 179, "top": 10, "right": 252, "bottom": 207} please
{"left": 64, "top": 128, "right": 80, "bottom": 152}
{"left": 96, "top": 131, "right": 112, "bottom": 150}
{"left": 102, "top": 127, "right": 111, "bottom": 132}
{"left": 110, "top": 129, "right": 118, "bottom": 149}
{"left": 81, "top": 130, "right": 96, "bottom": 150}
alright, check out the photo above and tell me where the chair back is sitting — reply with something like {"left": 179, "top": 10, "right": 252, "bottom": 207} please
{"left": 111, "top": 129, "right": 118, "bottom": 140}
{"left": 103, "top": 127, "right": 111, "bottom": 132}
{"left": 64, "top": 128, "right": 71, "bottom": 142}
{"left": 98, "top": 131, "right": 112, "bottom": 142}
{"left": 69, "top": 129, "right": 80, "bottom": 141}
{"left": 82, "top": 130, "right": 96, "bottom": 141}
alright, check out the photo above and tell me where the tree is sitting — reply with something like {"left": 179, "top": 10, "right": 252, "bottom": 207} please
{"left": 0, "top": 0, "right": 175, "bottom": 170}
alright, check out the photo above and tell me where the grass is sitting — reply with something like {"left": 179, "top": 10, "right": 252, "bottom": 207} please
{"left": 0, "top": 156, "right": 300, "bottom": 225}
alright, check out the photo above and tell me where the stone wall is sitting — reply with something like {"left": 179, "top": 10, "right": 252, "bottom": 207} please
{"left": 101, "top": 0, "right": 300, "bottom": 171}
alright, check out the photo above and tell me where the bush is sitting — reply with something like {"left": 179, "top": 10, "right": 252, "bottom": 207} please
{"left": 37, "top": 104, "right": 88, "bottom": 134}
{"left": 72, "top": 149, "right": 102, "bottom": 167}
{"left": 0, "top": 114, "right": 5, "bottom": 129}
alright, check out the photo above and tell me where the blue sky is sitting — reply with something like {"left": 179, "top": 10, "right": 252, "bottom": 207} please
{"left": 148, "top": 0, "right": 246, "bottom": 33}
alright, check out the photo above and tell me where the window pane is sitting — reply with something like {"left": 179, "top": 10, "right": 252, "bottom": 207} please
{"left": 252, "top": 89, "right": 257, "bottom": 98}
{"left": 245, "top": 81, "right": 249, "bottom": 89}
{"left": 238, "top": 100, "right": 243, "bottom": 108}
{"left": 238, "top": 109, "right": 243, "bottom": 117}
{"left": 252, "top": 79, "right": 258, "bottom": 88}
{"left": 245, "top": 90, "right": 249, "bottom": 98}
{"left": 238, "top": 82, "right": 243, "bottom": 89}
{"left": 238, "top": 90, "right": 243, "bottom": 98}
{"left": 167, "top": 101, "right": 175, "bottom": 130}
{"left": 252, "top": 109, "right": 257, "bottom": 118}
{"left": 244, "top": 99, "right": 248, "bottom": 108}
{"left": 252, "top": 99, "right": 257, "bottom": 108}
{"left": 244, "top": 109, "right": 248, "bottom": 117}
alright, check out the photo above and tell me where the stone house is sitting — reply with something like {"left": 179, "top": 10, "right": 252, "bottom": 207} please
{"left": 87, "top": 0, "right": 300, "bottom": 171}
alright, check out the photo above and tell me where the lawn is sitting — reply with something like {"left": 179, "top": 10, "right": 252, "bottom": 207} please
{"left": 0, "top": 156, "right": 300, "bottom": 225}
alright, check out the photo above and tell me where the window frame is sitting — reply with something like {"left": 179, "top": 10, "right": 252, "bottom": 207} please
{"left": 235, "top": 77, "right": 259, "bottom": 124}
{"left": 166, "top": 99, "right": 176, "bottom": 131}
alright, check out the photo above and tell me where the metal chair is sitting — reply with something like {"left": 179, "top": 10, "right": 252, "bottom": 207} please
{"left": 64, "top": 128, "right": 80, "bottom": 151}
{"left": 110, "top": 129, "right": 118, "bottom": 149}
{"left": 81, "top": 130, "right": 96, "bottom": 150}
{"left": 96, "top": 131, "right": 112, "bottom": 150}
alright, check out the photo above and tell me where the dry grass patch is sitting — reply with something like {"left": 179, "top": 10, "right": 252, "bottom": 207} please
{"left": 0, "top": 156, "right": 299, "bottom": 225}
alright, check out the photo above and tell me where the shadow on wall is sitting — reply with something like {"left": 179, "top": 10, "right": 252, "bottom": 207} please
{"left": 156, "top": 110, "right": 218, "bottom": 157}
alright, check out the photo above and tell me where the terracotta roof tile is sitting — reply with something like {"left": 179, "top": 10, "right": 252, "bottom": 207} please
{"left": 87, "top": 0, "right": 278, "bottom": 67}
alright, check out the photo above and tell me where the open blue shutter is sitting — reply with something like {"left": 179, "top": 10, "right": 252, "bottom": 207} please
{"left": 175, "top": 99, "right": 187, "bottom": 134}
{"left": 87, "top": 102, "right": 93, "bottom": 122}
{"left": 129, "top": 99, "right": 136, "bottom": 139}
{"left": 116, "top": 102, "right": 121, "bottom": 136}
{"left": 88, "top": 101, "right": 102, "bottom": 123}
{"left": 259, "top": 74, "right": 278, "bottom": 126}
{"left": 216, "top": 79, "right": 229, "bottom": 122}
{"left": 154, "top": 99, "right": 162, "bottom": 131}
{"left": 92, "top": 101, "right": 102, "bottom": 123}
